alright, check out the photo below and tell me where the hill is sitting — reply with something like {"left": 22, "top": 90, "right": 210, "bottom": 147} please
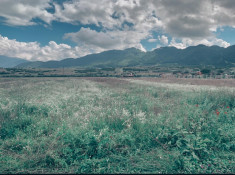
{"left": 141, "top": 45, "right": 235, "bottom": 66}
{"left": 0, "top": 55, "right": 29, "bottom": 68}
{"left": 17, "top": 47, "right": 145, "bottom": 68}
{"left": 16, "top": 45, "right": 235, "bottom": 68}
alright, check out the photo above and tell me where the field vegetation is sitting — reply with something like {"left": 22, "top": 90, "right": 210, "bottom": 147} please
{"left": 0, "top": 65, "right": 235, "bottom": 78}
{"left": 0, "top": 77, "right": 234, "bottom": 173}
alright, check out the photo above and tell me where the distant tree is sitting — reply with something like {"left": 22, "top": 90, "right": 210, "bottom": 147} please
{"left": 217, "top": 69, "right": 224, "bottom": 75}
{"left": 201, "top": 68, "right": 211, "bottom": 74}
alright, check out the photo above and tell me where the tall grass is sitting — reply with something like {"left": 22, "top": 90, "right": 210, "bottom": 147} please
{"left": 0, "top": 77, "right": 234, "bottom": 173}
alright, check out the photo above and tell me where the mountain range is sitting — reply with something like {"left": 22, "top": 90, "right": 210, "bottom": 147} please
{"left": 6, "top": 44, "right": 235, "bottom": 68}
{"left": 0, "top": 55, "right": 29, "bottom": 68}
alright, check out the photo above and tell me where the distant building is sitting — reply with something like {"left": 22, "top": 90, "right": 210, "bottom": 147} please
{"left": 196, "top": 71, "right": 202, "bottom": 75}
{"left": 127, "top": 72, "right": 134, "bottom": 77}
{"left": 123, "top": 72, "right": 135, "bottom": 77}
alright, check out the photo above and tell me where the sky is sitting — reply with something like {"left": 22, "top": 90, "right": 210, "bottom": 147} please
{"left": 0, "top": 0, "right": 235, "bottom": 61}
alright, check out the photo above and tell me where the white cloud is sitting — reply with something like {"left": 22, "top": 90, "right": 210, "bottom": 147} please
{"left": 58, "top": 0, "right": 163, "bottom": 53}
{"left": 64, "top": 27, "right": 147, "bottom": 52}
{"left": 151, "top": 0, "right": 235, "bottom": 39}
{"left": 169, "top": 37, "right": 230, "bottom": 49}
{"left": 0, "top": 0, "right": 54, "bottom": 26}
{"left": 148, "top": 39, "right": 157, "bottom": 43}
{"left": 1, "top": 0, "right": 235, "bottom": 34}
{"left": 59, "top": 0, "right": 234, "bottom": 52}
{"left": 0, "top": 35, "right": 90, "bottom": 61}
{"left": 0, "top": 0, "right": 235, "bottom": 60}
{"left": 158, "top": 35, "right": 168, "bottom": 45}
{"left": 53, "top": 0, "right": 117, "bottom": 28}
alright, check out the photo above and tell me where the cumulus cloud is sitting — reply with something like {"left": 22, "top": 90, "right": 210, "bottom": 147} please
{"left": 151, "top": 0, "right": 214, "bottom": 39}
{"left": 53, "top": 0, "right": 118, "bottom": 28}
{"left": 53, "top": 0, "right": 162, "bottom": 30}
{"left": 0, "top": 0, "right": 54, "bottom": 26}
{"left": 0, "top": 35, "right": 90, "bottom": 61}
{"left": 0, "top": 0, "right": 235, "bottom": 60}
{"left": 1, "top": 0, "right": 235, "bottom": 34}
{"left": 60, "top": 0, "right": 234, "bottom": 51}
{"left": 158, "top": 35, "right": 168, "bottom": 45}
{"left": 212, "top": 0, "right": 235, "bottom": 28}
{"left": 169, "top": 37, "right": 230, "bottom": 49}
{"left": 59, "top": 0, "right": 162, "bottom": 52}
{"left": 64, "top": 27, "right": 147, "bottom": 52}
{"left": 151, "top": 0, "right": 235, "bottom": 39}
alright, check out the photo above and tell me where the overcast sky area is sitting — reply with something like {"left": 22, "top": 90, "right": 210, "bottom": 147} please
{"left": 0, "top": 0, "right": 235, "bottom": 61}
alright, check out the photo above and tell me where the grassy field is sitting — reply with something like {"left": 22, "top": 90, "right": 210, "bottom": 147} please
{"left": 0, "top": 77, "right": 234, "bottom": 173}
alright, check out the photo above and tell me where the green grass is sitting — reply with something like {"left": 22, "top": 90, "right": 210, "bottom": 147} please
{"left": 0, "top": 77, "right": 234, "bottom": 173}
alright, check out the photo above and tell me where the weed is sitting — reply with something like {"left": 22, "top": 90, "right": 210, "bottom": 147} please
{"left": 0, "top": 77, "right": 234, "bottom": 173}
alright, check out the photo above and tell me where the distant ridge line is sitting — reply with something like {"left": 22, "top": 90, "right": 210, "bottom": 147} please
{"left": 15, "top": 44, "right": 235, "bottom": 68}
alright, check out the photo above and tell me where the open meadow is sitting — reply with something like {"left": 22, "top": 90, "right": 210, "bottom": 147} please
{"left": 0, "top": 77, "right": 234, "bottom": 173}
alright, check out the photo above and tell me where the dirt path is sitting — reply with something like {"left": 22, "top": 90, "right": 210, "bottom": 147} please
{"left": 82, "top": 77, "right": 131, "bottom": 88}
{"left": 1, "top": 77, "right": 234, "bottom": 88}
{"left": 126, "top": 77, "right": 235, "bottom": 88}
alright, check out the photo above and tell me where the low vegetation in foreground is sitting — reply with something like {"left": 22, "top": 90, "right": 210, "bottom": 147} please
{"left": 0, "top": 77, "right": 234, "bottom": 173}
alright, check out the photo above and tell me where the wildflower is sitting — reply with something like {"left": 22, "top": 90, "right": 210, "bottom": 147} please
{"left": 225, "top": 112, "right": 227, "bottom": 114}
{"left": 200, "top": 165, "right": 204, "bottom": 169}
{"left": 216, "top": 111, "right": 220, "bottom": 116}
{"left": 196, "top": 104, "right": 198, "bottom": 107}
{"left": 216, "top": 109, "right": 218, "bottom": 112}
{"left": 227, "top": 106, "right": 230, "bottom": 109}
